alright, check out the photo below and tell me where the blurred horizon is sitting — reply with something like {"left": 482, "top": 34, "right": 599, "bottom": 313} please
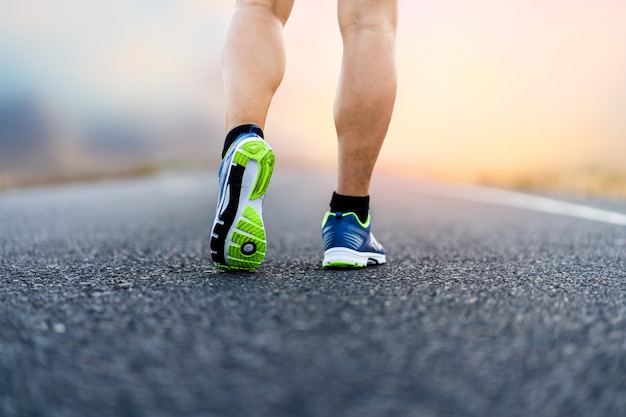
{"left": 1, "top": 0, "right": 625, "bottom": 197}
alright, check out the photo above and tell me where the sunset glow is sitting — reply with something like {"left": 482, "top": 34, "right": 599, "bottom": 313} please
{"left": 274, "top": 0, "right": 626, "bottom": 184}
{"left": 1, "top": 0, "right": 625, "bottom": 192}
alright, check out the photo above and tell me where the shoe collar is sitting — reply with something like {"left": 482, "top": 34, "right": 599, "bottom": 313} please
{"left": 323, "top": 211, "right": 371, "bottom": 228}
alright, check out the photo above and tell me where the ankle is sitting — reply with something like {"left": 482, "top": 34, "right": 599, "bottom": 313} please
{"left": 329, "top": 192, "right": 369, "bottom": 223}
{"left": 222, "top": 124, "right": 264, "bottom": 158}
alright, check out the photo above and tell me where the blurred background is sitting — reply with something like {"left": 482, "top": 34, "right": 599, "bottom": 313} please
{"left": 1, "top": 0, "right": 625, "bottom": 196}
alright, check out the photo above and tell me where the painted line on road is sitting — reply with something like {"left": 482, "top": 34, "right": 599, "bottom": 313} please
{"left": 416, "top": 182, "right": 626, "bottom": 227}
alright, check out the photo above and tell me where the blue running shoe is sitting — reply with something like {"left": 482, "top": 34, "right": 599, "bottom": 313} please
{"left": 321, "top": 211, "right": 386, "bottom": 269}
{"left": 210, "top": 129, "right": 274, "bottom": 271}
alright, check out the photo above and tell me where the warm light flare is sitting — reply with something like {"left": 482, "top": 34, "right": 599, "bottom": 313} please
{"left": 270, "top": 0, "right": 626, "bottom": 191}
{"left": 1, "top": 0, "right": 624, "bottom": 194}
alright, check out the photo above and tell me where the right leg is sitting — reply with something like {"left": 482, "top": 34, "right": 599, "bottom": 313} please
{"left": 322, "top": 0, "right": 397, "bottom": 269}
{"left": 212, "top": 0, "right": 294, "bottom": 271}
{"left": 334, "top": 0, "right": 397, "bottom": 197}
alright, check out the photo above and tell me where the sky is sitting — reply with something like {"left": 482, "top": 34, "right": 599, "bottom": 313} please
{"left": 1, "top": 0, "right": 625, "bottom": 187}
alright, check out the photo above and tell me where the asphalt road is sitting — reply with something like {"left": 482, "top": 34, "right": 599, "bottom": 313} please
{"left": 1, "top": 170, "right": 625, "bottom": 417}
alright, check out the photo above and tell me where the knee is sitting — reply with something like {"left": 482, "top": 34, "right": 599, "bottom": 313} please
{"left": 235, "top": 0, "right": 294, "bottom": 26}
{"left": 338, "top": 0, "right": 397, "bottom": 38}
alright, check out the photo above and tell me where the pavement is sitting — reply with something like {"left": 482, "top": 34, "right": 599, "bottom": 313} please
{"left": 1, "top": 169, "right": 625, "bottom": 417}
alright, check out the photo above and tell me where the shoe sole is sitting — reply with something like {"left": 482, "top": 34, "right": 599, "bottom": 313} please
{"left": 322, "top": 247, "right": 386, "bottom": 269}
{"left": 211, "top": 138, "right": 274, "bottom": 271}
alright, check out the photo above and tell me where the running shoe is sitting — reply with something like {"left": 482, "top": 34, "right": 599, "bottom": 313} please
{"left": 210, "top": 131, "right": 274, "bottom": 271}
{"left": 321, "top": 211, "right": 386, "bottom": 268}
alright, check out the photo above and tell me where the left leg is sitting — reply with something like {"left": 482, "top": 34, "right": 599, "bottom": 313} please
{"left": 211, "top": 0, "right": 295, "bottom": 271}
{"left": 222, "top": 0, "right": 295, "bottom": 131}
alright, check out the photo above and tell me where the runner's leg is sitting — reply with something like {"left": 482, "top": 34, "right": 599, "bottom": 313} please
{"left": 223, "top": 0, "right": 295, "bottom": 131}
{"left": 334, "top": 0, "right": 398, "bottom": 196}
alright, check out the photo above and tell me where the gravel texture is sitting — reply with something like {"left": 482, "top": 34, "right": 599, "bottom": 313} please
{"left": 1, "top": 170, "right": 625, "bottom": 417}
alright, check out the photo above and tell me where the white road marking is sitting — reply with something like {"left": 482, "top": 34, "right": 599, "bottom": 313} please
{"left": 416, "top": 181, "right": 626, "bottom": 227}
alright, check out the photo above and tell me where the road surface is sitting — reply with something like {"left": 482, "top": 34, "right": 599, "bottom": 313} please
{"left": 1, "top": 170, "right": 625, "bottom": 417}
